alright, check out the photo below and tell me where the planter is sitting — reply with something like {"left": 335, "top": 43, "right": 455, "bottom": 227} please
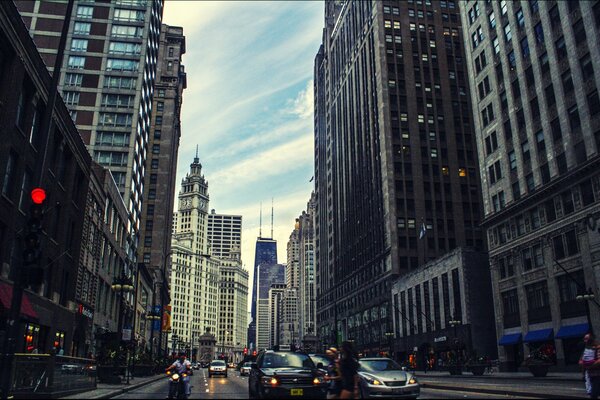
{"left": 447, "top": 366, "right": 463, "bottom": 375}
{"left": 97, "top": 366, "right": 123, "bottom": 384}
{"left": 527, "top": 364, "right": 549, "bottom": 377}
{"left": 469, "top": 365, "right": 486, "bottom": 376}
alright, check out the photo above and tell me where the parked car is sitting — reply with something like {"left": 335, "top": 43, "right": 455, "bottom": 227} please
{"left": 357, "top": 358, "right": 420, "bottom": 399}
{"left": 208, "top": 360, "right": 228, "bottom": 378}
{"left": 248, "top": 350, "right": 327, "bottom": 398}
{"left": 240, "top": 362, "right": 252, "bottom": 376}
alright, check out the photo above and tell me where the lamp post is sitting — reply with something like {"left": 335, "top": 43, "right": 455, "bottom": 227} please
{"left": 448, "top": 314, "right": 462, "bottom": 365}
{"left": 111, "top": 273, "right": 134, "bottom": 384}
{"left": 576, "top": 288, "right": 595, "bottom": 334}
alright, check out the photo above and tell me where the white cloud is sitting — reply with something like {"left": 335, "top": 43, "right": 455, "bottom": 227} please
{"left": 289, "top": 79, "right": 314, "bottom": 120}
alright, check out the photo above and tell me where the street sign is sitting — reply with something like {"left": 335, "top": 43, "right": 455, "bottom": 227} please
{"left": 434, "top": 336, "right": 447, "bottom": 343}
{"left": 122, "top": 328, "right": 132, "bottom": 341}
{"left": 413, "top": 347, "right": 418, "bottom": 352}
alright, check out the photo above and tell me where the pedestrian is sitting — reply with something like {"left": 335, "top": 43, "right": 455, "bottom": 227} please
{"left": 338, "top": 341, "right": 360, "bottom": 399}
{"left": 581, "top": 333, "right": 600, "bottom": 399}
{"left": 324, "top": 347, "right": 341, "bottom": 399}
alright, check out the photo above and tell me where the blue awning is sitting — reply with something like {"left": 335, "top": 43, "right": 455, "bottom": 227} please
{"left": 523, "top": 328, "right": 553, "bottom": 343}
{"left": 498, "top": 333, "right": 522, "bottom": 346}
{"left": 556, "top": 323, "right": 590, "bottom": 339}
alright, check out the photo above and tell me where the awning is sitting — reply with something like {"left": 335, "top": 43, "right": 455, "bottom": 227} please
{"left": 498, "top": 333, "right": 522, "bottom": 346}
{"left": 0, "top": 282, "right": 38, "bottom": 319}
{"left": 556, "top": 323, "right": 590, "bottom": 339}
{"left": 523, "top": 328, "right": 553, "bottom": 343}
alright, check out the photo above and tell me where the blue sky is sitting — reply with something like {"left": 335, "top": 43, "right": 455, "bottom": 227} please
{"left": 163, "top": 2, "right": 324, "bottom": 274}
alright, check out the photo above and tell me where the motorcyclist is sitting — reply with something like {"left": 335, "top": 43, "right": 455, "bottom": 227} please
{"left": 166, "top": 352, "right": 192, "bottom": 398}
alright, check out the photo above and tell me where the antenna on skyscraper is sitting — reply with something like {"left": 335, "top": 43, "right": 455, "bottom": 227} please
{"left": 259, "top": 203, "right": 263, "bottom": 238}
{"left": 271, "top": 198, "right": 274, "bottom": 239}
{"left": 194, "top": 144, "right": 199, "bottom": 163}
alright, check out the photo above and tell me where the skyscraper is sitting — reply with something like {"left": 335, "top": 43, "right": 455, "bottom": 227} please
{"left": 255, "top": 264, "right": 285, "bottom": 350}
{"left": 298, "top": 193, "right": 317, "bottom": 340}
{"left": 207, "top": 211, "right": 242, "bottom": 258}
{"left": 170, "top": 155, "right": 217, "bottom": 353}
{"left": 314, "top": 0, "right": 484, "bottom": 353}
{"left": 17, "top": 0, "right": 163, "bottom": 253}
{"left": 460, "top": 0, "right": 600, "bottom": 370}
{"left": 248, "top": 209, "right": 277, "bottom": 349}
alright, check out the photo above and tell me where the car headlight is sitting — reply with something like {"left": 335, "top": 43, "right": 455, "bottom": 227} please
{"left": 313, "top": 377, "right": 324, "bottom": 384}
{"left": 262, "top": 376, "right": 278, "bottom": 385}
{"left": 408, "top": 377, "right": 418, "bottom": 385}
{"left": 362, "top": 374, "right": 383, "bottom": 385}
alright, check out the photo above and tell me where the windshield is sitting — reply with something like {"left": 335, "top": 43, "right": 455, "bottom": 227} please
{"left": 261, "top": 352, "right": 316, "bottom": 369}
{"left": 310, "top": 355, "right": 329, "bottom": 367}
{"left": 243, "top": 362, "right": 252, "bottom": 367}
{"left": 359, "top": 359, "right": 403, "bottom": 372}
{"left": 211, "top": 361, "right": 225, "bottom": 366}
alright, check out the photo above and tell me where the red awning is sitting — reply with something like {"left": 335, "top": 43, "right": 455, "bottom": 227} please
{"left": 0, "top": 282, "right": 38, "bottom": 319}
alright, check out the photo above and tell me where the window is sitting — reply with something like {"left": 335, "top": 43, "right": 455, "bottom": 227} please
{"left": 557, "top": 270, "right": 585, "bottom": 304}
{"left": 76, "top": 5, "right": 93, "bottom": 18}
{"left": 488, "top": 12, "right": 496, "bottom": 29}
{"left": 156, "top": 102, "right": 164, "bottom": 112}
{"left": 504, "top": 24, "right": 512, "bottom": 42}
{"left": 500, "top": 0, "right": 508, "bottom": 15}
{"left": 488, "top": 160, "right": 502, "bottom": 184}
{"left": 525, "top": 281, "right": 550, "bottom": 314}
{"left": 114, "top": 8, "right": 145, "bottom": 22}
{"left": 508, "top": 151, "right": 517, "bottom": 170}
{"left": 106, "top": 59, "right": 138, "bottom": 72}
{"left": 99, "top": 112, "right": 133, "bottom": 127}
{"left": 104, "top": 76, "right": 137, "bottom": 89}
{"left": 521, "top": 141, "right": 530, "bottom": 164}
{"left": 67, "top": 56, "right": 85, "bottom": 69}
{"left": 549, "top": 5, "right": 561, "bottom": 28}
{"left": 507, "top": 50, "right": 516, "bottom": 69}
{"left": 512, "top": 181, "right": 521, "bottom": 200}
{"left": 535, "top": 130, "right": 545, "bottom": 152}
{"left": 522, "top": 247, "right": 533, "bottom": 271}
{"left": 516, "top": 8, "right": 525, "bottom": 28}
{"left": 70, "top": 39, "right": 88, "bottom": 52}
{"left": 64, "top": 73, "right": 82, "bottom": 87}
{"left": 2, "top": 152, "right": 17, "bottom": 198}
{"left": 520, "top": 37, "right": 530, "bottom": 59}
{"left": 498, "top": 255, "right": 515, "bottom": 279}
{"left": 111, "top": 25, "right": 143, "bottom": 38}
{"left": 562, "top": 70, "right": 574, "bottom": 94}
{"left": 501, "top": 289, "right": 520, "bottom": 328}
{"left": 580, "top": 53, "right": 594, "bottom": 80}
{"left": 108, "top": 42, "right": 141, "bottom": 55}
{"left": 475, "top": 50, "right": 487, "bottom": 74}
{"left": 562, "top": 190, "right": 575, "bottom": 215}
{"left": 63, "top": 91, "right": 80, "bottom": 106}
{"left": 534, "top": 22, "right": 544, "bottom": 44}
{"left": 101, "top": 94, "right": 135, "bottom": 108}
{"left": 95, "top": 151, "right": 128, "bottom": 167}
{"left": 484, "top": 131, "right": 498, "bottom": 155}
{"left": 478, "top": 76, "right": 491, "bottom": 99}
{"left": 530, "top": 0, "right": 539, "bottom": 14}
{"left": 74, "top": 22, "right": 91, "bottom": 35}
{"left": 568, "top": 106, "right": 581, "bottom": 131}
{"left": 540, "top": 52, "right": 550, "bottom": 75}
{"left": 95, "top": 131, "right": 129, "bottom": 147}
{"left": 588, "top": 90, "right": 600, "bottom": 115}
{"left": 555, "top": 37, "right": 567, "bottom": 60}
{"left": 573, "top": 19, "right": 587, "bottom": 44}
{"left": 526, "top": 173, "right": 535, "bottom": 192}
{"left": 481, "top": 103, "right": 495, "bottom": 127}
{"left": 492, "top": 37, "right": 500, "bottom": 54}
{"left": 545, "top": 84, "right": 556, "bottom": 108}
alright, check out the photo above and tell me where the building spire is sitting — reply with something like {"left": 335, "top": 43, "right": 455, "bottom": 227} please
{"left": 194, "top": 144, "right": 199, "bottom": 164}
{"left": 259, "top": 203, "right": 263, "bottom": 238}
{"left": 271, "top": 198, "right": 274, "bottom": 239}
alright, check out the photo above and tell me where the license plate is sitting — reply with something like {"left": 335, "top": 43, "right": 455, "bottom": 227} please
{"left": 290, "top": 388, "right": 303, "bottom": 396}
{"left": 392, "top": 388, "right": 404, "bottom": 394}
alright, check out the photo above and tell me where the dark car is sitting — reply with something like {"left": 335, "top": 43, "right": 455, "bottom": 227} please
{"left": 248, "top": 350, "right": 327, "bottom": 399}
{"left": 308, "top": 354, "right": 329, "bottom": 374}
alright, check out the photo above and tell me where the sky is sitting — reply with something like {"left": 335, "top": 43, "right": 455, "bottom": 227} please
{"left": 162, "top": 2, "right": 324, "bottom": 283}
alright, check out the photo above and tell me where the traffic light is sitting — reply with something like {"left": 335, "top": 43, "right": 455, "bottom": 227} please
{"left": 22, "top": 188, "right": 46, "bottom": 285}
{"left": 243, "top": 347, "right": 248, "bottom": 356}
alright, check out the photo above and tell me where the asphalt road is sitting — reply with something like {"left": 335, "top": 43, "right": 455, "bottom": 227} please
{"left": 112, "top": 368, "right": 529, "bottom": 399}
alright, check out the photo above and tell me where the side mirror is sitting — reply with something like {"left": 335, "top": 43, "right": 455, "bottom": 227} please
{"left": 251, "top": 362, "right": 259, "bottom": 370}
{"left": 316, "top": 362, "right": 324, "bottom": 369}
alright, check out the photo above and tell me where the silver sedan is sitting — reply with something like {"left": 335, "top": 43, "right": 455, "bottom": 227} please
{"left": 357, "top": 358, "right": 420, "bottom": 399}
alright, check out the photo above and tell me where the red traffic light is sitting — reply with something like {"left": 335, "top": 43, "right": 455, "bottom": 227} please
{"left": 31, "top": 188, "right": 46, "bottom": 205}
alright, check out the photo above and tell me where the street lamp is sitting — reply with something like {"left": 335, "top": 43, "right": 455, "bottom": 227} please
{"left": 576, "top": 288, "right": 595, "bottom": 334}
{"left": 111, "top": 273, "right": 134, "bottom": 384}
{"left": 448, "top": 314, "right": 462, "bottom": 365}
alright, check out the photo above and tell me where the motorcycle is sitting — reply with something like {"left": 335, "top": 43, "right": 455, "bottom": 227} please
{"left": 166, "top": 370, "right": 189, "bottom": 399}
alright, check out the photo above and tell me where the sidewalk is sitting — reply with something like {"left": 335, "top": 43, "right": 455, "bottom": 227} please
{"left": 414, "top": 370, "right": 582, "bottom": 381}
{"left": 414, "top": 371, "right": 587, "bottom": 399}
{"left": 62, "top": 374, "right": 164, "bottom": 399}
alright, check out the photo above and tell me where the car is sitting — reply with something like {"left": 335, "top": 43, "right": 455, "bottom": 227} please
{"left": 208, "top": 359, "right": 228, "bottom": 378}
{"left": 228, "top": 362, "right": 236, "bottom": 368}
{"left": 357, "top": 357, "right": 420, "bottom": 399}
{"left": 240, "top": 362, "right": 252, "bottom": 376}
{"left": 308, "top": 354, "right": 329, "bottom": 373}
{"left": 191, "top": 362, "right": 200, "bottom": 370}
{"left": 248, "top": 350, "right": 327, "bottom": 399}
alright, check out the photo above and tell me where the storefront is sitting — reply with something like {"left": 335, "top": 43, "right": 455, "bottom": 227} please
{"left": 497, "top": 333, "right": 523, "bottom": 372}
{"left": 556, "top": 323, "right": 589, "bottom": 366}
{"left": 524, "top": 328, "right": 556, "bottom": 365}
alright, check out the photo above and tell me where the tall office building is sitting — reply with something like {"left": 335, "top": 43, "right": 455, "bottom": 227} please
{"left": 255, "top": 263, "right": 285, "bottom": 350}
{"left": 298, "top": 193, "right": 317, "bottom": 339}
{"left": 248, "top": 220, "right": 277, "bottom": 349}
{"left": 267, "top": 283, "right": 286, "bottom": 349}
{"left": 170, "top": 155, "right": 218, "bottom": 354}
{"left": 314, "top": 0, "right": 484, "bottom": 353}
{"left": 215, "top": 247, "right": 248, "bottom": 363}
{"left": 460, "top": 0, "right": 600, "bottom": 370}
{"left": 17, "top": 0, "right": 163, "bottom": 252}
{"left": 207, "top": 211, "right": 242, "bottom": 258}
